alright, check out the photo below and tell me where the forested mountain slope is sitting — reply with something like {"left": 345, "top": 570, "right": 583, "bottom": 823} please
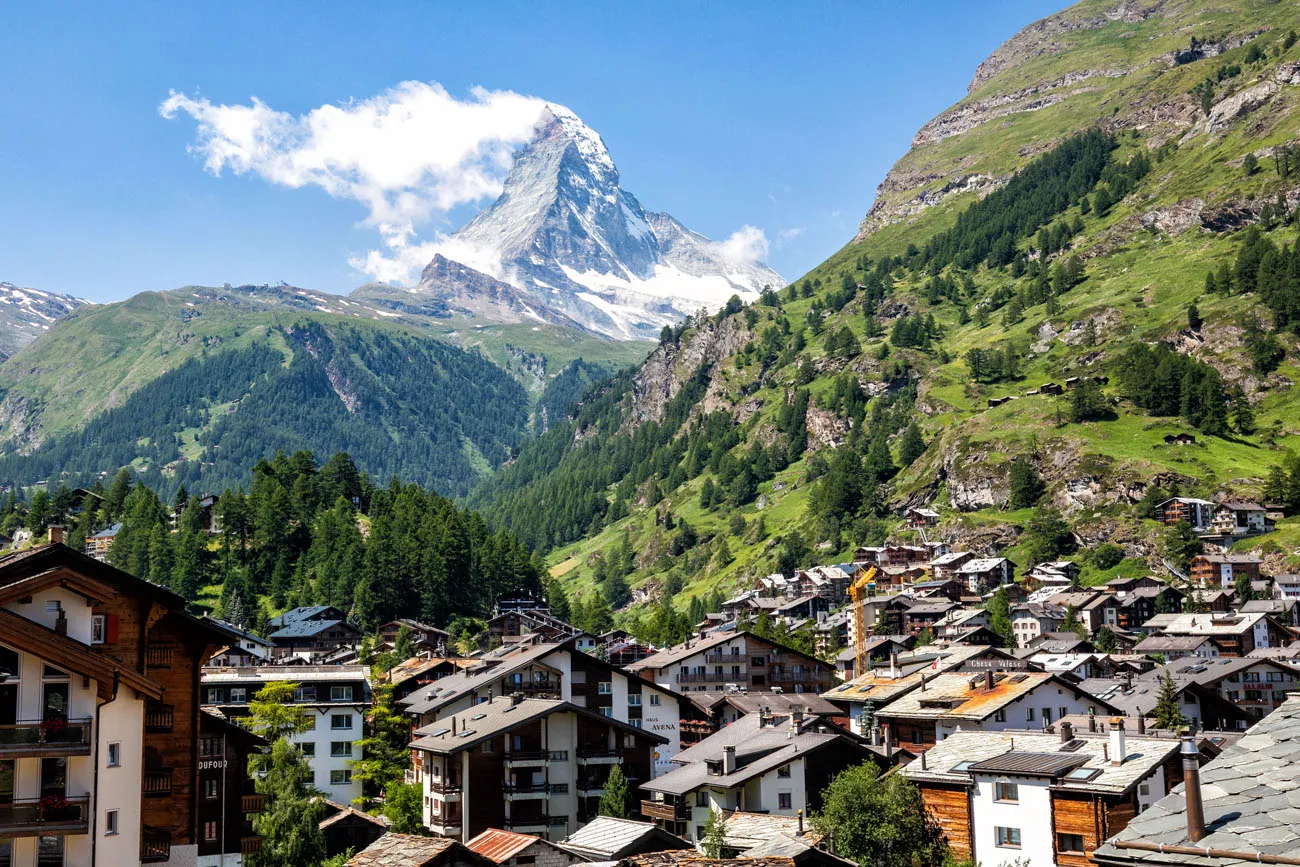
{"left": 471, "top": 0, "right": 1300, "bottom": 637}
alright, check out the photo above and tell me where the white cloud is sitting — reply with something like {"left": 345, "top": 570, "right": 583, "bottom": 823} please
{"left": 160, "top": 81, "right": 553, "bottom": 283}
{"left": 776, "top": 227, "right": 805, "bottom": 247}
{"left": 716, "top": 225, "right": 769, "bottom": 267}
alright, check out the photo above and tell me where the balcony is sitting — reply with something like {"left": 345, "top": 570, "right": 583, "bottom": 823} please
{"left": 0, "top": 718, "right": 92, "bottom": 758}
{"left": 510, "top": 681, "right": 560, "bottom": 696}
{"left": 144, "top": 768, "right": 173, "bottom": 797}
{"left": 576, "top": 747, "right": 620, "bottom": 764}
{"left": 141, "top": 826, "right": 171, "bottom": 863}
{"left": 145, "top": 703, "right": 174, "bottom": 734}
{"left": 577, "top": 783, "right": 605, "bottom": 797}
{"left": 503, "top": 782, "right": 549, "bottom": 801}
{"left": 504, "top": 815, "right": 551, "bottom": 832}
{"left": 676, "top": 671, "right": 733, "bottom": 684}
{"left": 703, "top": 653, "right": 746, "bottom": 664}
{"left": 641, "top": 799, "right": 690, "bottom": 822}
{"left": 241, "top": 836, "right": 263, "bottom": 856}
{"left": 429, "top": 779, "right": 462, "bottom": 795}
{"left": 0, "top": 795, "right": 90, "bottom": 837}
{"left": 241, "top": 792, "right": 266, "bottom": 813}
{"left": 504, "top": 750, "right": 567, "bottom": 766}
{"left": 146, "top": 644, "right": 173, "bottom": 669}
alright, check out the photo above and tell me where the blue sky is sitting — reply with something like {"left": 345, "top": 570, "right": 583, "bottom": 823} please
{"left": 0, "top": 1, "right": 1065, "bottom": 302}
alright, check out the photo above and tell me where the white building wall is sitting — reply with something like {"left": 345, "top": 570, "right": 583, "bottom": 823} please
{"left": 756, "top": 757, "right": 806, "bottom": 817}
{"left": 970, "top": 776, "right": 1055, "bottom": 867}
{"left": 935, "top": 685, "right": 1103, "bottom": 741}
{"left": 95, "top": 692, "right": 146, "bottom": 867}
{"left": 300, "top": 706, "right": 364, "bottom": 804}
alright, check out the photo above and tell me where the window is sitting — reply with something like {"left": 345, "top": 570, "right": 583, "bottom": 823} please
{"left": 600, "top": 707, "right": 613, "bottom": 717}
{"left": 330, "top": 770, "right": 352, "bottom": 785}
{"left": 203, "top": 821, "right": 218, "bottom": 841}
{"left": 649, "top": 694, "right": 660, "bottom": 706}
{"left": 1042, "top": 708, "right": 1053, "bottom": 724}
{"left": 331, "top": 714, "right": 353, "bottom": 730}
{"left": 331, "top": 742, "right": 353, "bottom": 757}
{"left": 206, "top": 688, "right": 225, "bottom": 704}
{"left": 37, "top": 836, "right": 63, "bottom": 867}
{"left": 631, "top": 719, "right": 643, "bottom": 728}
{"left": 696, "top": 792, "right": 709, "bottom": 807}
{"left": 628, "top": 694, "right": 642, "bottom": 706}
{"left": 294, "top": 686, "right": 317, "bottom": 702}
{"left": 995, "top": 827, "right": 1021, "bottom": 849}
{"left": 993, "top": 709, "right": 1006, "bottom": 723}
{"left": 777, "top": 764, "right": 791, "bottom": 778}
{"left": 0, "top": 840, "right": 11, "bottom": 867}
{"left": 45, "top": 601, "right": 60, "bottom": 614}
{"left": 297, "top": 742, "right": 316, "bottom": 757}
{"left": 1138, "top": 783, "right": 1150, "bottom": 796}
{"left": 91, "top": 616, "right": 106, "bottom": 645}
{"left": 994, "top": 781, "right": 1019, "bottom": 803}
{"left": 1058, "top": 833, "right": 1085, "bottom": 854}
{"left": 697, "top": 827, "right": 706, "bottom": 841}
{"left": 751, "top": 657, "right": 766, "bottom": 667}
{"left": 517, "top": 858, "right": 536, "bottom": 866}
{"left": 778, "top": 792, "right": 792, "bottom": 809}
{"left": 598, "top": 682, "right": 612, "bottom": 695}
{"left": 107, "top": 742, "right": 120, "bottom": 768}
{"left": 331, "top": 686, "right": 354, "bottom": 702}
{"left": 1025, "top": 708, "right": 1035, "bottom": 722}
{"left": 200, "top": 737, "right": 224, "bottom": 757}
{"left": 229, "top": 688, "right": 247, "bottom": 704}
{"left": 105, "top": 809, "right": 118, "bottom": 835}
{"left": 204, "top": 778, "right": 219, "bottom": 799}
{"left": 549, "top": 816, "right": 568, "bottom": 827}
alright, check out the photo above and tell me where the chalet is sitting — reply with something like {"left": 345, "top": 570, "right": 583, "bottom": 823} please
{"left": 687, "top": 690, "right": 842, "bottom": 732}
{"left": 1209, "top": 501, "right": 1268, "bottom": 537}
{"left": 906, "top": 507, "right": 940, "bottom": 528}
{"left": 1240, "top": 597, "right": 1300, "bottom": 627}
{"left": 267, "top": 606, "right": 362, "bottom": 659}
{"left": 906, "top": 724, "right": 1184, "bottom": 867}
{"left": 1095, "top": 697, "right": 1300, "bottom": 867}
{"left": 1154, "top": 498, "right": 1216, "bottom": 531}
{"left": 205, "top": 617, "right": 274, "bottom": 663}
{"left": 1011, "top": 603, "right": 1067, "bottom": 648}
{"left": 197, "top": 709, "right": 267, "bottom": 866}
{"left": 1047, "top": 591, "right": 1119, "bottom": 635}
{"left": 399, "top": 639, "right": 700, "bottom": 774}
{"left": 930, "top": 552, "right": 975, "bottom": 580}
{"left": 388, "top": 656, "right": 475, "bottom": 702}
{"left": 83, "top": 522, "right": 122, "bottom": 561}
{"left": 409, "top": 696, "right": 665, "bottom": 841}
{"left": 873, "top": 670, "right": 1119, "bottom": 753}
{"left": 1040, "top": 382, "right": 1064, "bottom": 395}
{"left": 908, "top": 579, "right": 966, "bottom": 604}
{"left": 347, "top": 834, "right": 497, "bottom": 867}
{"left": 1078, "top": 675, "right": 1254, "bottom": 733}
{"left": 627, "top": 631, "right": 836, "bottom": 697}
{"left": 1132, "top": 635, "right": 1220, "bottom": 660}
{"left": 1274, "top": 573, "right": 1300, "bottom": 599}
{"left": 902, "top": 601, "right": 960, "bottom": 635}
{"left": 1148, "top": 612, "right": 1290, "bottom": 657}
{"left": 466, "top": 828, "right": 585, "bottom": 867}
{"left": 488, "top": 608, "right": 580, "bottom": 645}
{"left": 1111, "top": 584, "right": 1184, "bottom": 631}
{"left": 1025, "top": 633, "right": 1096, "bottom": 654}
{"left": 0, "top": 542, "right": 246, "bottom": 865}
{"left": 381, "top": 619, "right": 452, "bottom": 654}
{"left": 955, "top": 558, "right": 1014, "bottom": 592}
{"left": 1027, "top": 561, "right": 1079, "bottom": 589}
{"left": 1188, "top": 553, "right": 1262, "bottom": 589}
{"left": 640, "top": 709, "right": 885, "bottom": 844}
{"left": 1163, "top": 433, "right": 1197, "bottom": 445}
{"left": 1156, "top": 655, "right": 1300, "bottom": 723}
{"left": 557, "top": 816, "right": 692, "bottom": 861}
{"left": 319, "top": 802, "right": 389, "bottom": 861}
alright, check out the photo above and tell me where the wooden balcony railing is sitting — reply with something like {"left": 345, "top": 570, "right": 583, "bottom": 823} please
{"left": 143, "top": 768, "right": 173, "bottom": 797}
{"left": 241, "top": 792, "right": 266, "bottom": 813}
{"left": 0, "top": 718, "right": 92, "bottom": 756}
{"left": 241, "top": 836, "right": 263, "bottom": 855}
{"left": 146, "top": 644, "right": 173, "bottom": 669}
{"left": 0, "top": 795, "right": 90, "bottom": 836}
{"left": 641, "top": 799, "right": 689, "bottom": 822}
{"left": 141, "top": 826, "right": 171, "bottom": 862}
{"left": 145, "top": 703, "right": 174, "bottom": 733}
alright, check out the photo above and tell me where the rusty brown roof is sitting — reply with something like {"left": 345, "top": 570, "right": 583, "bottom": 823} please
{"left": 465, "top": 829, "right": 546, "bottom": 863}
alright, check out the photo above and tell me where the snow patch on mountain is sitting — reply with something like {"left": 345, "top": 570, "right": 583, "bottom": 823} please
{"left": 0, "top": 283, "right": 93, "bottom": 360}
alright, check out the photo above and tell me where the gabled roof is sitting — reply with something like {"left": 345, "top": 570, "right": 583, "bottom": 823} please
{"left": 875, "top": 671, "right": 1117, "bottom": 722}
{"left": 559, "top": 817, "right": 691, "bottom": 860}
{"left": 466, "top": 829, "right": 565, "bottom": 864}
{"left": 409, "top": 698, "right": 666, "bottom": 756}
{"left": 347, "top": 834, "right": 495, "bottom": 867}
{"left": 1095, "top": 696, "right": 1300, "bottom": 867}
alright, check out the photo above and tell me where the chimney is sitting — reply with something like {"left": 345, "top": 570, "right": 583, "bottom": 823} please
{"left": 797, "top": 809, "right": 804, "bottom": 836}
{"left": 985, "top": 670, "right": 994, "bottom": 691}
{"left": 1137, "top": 716, "right": 1146, "bottom": 735}
{"left": 889, "top": 651, "right": 898, "bottom": 678}
{"left": 1182, "top": 735, "right": 1206, "bottom": 842}
{"left": 47, "top": 525, "right": 64, "bottom": 545}
{"left": 792, "top": 707, "right": 805, "bottom": 730}
{"left": 1060, "top": 721, "right": 1074, "bottom": 744}
{"left": 510, "top": 692, "right": 523, "bottom": 706}
{"left": 920, "top": 674, "right": 927, "bottom": 692}
{"left": 723, "top": 745, "right": 737, "bottom": 774}
{"left": 1109, "top": 717, "right": 1126, "bottom": 766}
{"left": 920, "top": 751, "right": 927, "bottom": 770}
{"left": 871, "top": 726, "right": 882, "bottom": 747}
{"left": 883, "top": 724, "right": 893, "bottom": 760}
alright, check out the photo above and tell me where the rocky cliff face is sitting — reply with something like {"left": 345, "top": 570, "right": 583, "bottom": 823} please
{"left": 355, "top": 106, "right": 783, "bottom": 341}
{"left": 0, "top": 282, "right": 91, "bottom": 361}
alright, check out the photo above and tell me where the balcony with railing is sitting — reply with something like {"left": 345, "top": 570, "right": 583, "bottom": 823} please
{"left": 675, "top": 671, "right": 732, "bottom": 684}
{"left": 504, "top": 814, "right": 551, "bottom": 832}
{"left": 0, "top": 795, "right": 90, "bottom": 837}
{"left": 703, "top": 652, "right": 746, "bottom": 664}
{"left": 576, "top": 746, "right": 620, "bottom": 764}
{"left": 146, "top": 644, "right": 173, "bottom": 669}
{"left": 241, "top": 792, "right": 266, "bottom": 813}
{"left": 145, "top": 703, "right": 174, "bottom": 734}
{"left": 503, "top": 749, "right": 567, "bottom": 765}
{"left": 141, "top": 826, "right": 171, "bottom": 862}
{"left": 143, "top": 768, "right": 173, "bottom": 797}
{"left": 0, "top": 718, "right": 92, "bottom": 758}
{"left": 641, "top": 799, "right": 690, "bottom": 822}
{"left": 241, "top": 836, "right": 263, "bottom": 855}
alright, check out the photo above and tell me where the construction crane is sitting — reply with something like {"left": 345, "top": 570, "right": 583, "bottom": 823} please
{"left": 848, "top": 565, "right": 878, "bottom": 678}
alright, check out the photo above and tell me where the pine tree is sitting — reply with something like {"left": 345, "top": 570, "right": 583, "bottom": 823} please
{"left": 1008, "top": 459, "right": 1046, "bottom": 509}
{"left": 247, "top": 740, "right": 327, "bottom": 867}
{"left": 352, "top": 679, "right": 410, "bottom": 807}
{"left": 1095, "top": 625, "right": 1117, "bottom": 652}
{"left": 898, "top": 422, "right": 926, "bottom": 467}
{"left": 1153, "top": 668, "right": 1188, "bottom": 730}
{"left": 598, "top": 765, "right": 631, "bottom": 818}
{"left": 702, "top": 807, "right": 729, "bottom": 858}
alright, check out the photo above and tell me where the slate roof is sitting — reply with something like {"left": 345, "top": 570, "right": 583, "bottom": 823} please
{"left": 692, "top": 691, "right": 841, "bottom": 717}
{"left": 269, "top": 618, "right": 354, "bottom": 639}
{"left": 399, "top": 641, "right": 561, "bottom": 714}
{"left": 627, "top": 631, "right": 740, "bottom": 670}
{"left": 1151, "top": 613, "right": 1269, "bottom": 636}
{"left": 1095, "top": 696, "right": 1300, "bottom": 867}
{"left": 409, "top": 698, "right": 665, "bottom": 756}
{"left": 904, "top": 729, "right": 1180, "bottom": 796}
{"left": 347, "top": 834, "right": 492, "bottom": 867}
{"left": 877, "top": 671, "right": 1117, "bottom": 722}
{"left": 559, "top": 817, "right": 690, "bottom": 860}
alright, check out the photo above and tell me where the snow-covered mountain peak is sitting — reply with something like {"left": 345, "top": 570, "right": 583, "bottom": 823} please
{"left": 539, "top": 104, "right": 617, "bottom": 182}
{"left": 0, "top": 282, "right": 93, "bottom": 360}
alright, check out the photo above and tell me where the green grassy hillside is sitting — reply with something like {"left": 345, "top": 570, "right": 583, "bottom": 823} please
{"left": 470, "top": 0, "right": 1300, "bottom": 630}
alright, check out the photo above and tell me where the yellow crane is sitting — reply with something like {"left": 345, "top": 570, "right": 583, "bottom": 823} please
{"left": 848, "top": 565, "right": 878, "bottom": 677}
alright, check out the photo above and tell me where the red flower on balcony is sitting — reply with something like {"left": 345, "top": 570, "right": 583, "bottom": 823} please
{"left": 37, "top": 795, "right": 71, "bottom": 822}
{"left": 41, "top": 717, "right": 67, "bottom": 735}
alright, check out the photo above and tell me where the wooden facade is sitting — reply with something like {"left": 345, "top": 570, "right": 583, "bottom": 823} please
{"left": 919, "top": 784, "right": 972, "bottom": 860}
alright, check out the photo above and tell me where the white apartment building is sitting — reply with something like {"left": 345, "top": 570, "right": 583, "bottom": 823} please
{"left": 201, "top": 665, "right": 371, "bottom": 804}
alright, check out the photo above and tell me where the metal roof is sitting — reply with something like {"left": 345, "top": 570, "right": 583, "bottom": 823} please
{"left": 465, "top": 829, "right": 552, "bottom": 863}
{"left": 966, "top": 750, "right": 1091, "bottom": 777}
{"left": 559, "top": 817, "right": 687, "bottom": 860}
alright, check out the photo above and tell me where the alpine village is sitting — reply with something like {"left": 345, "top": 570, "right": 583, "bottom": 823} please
{"left": 20, "top": 2, "right": 1300, "bottom": 867}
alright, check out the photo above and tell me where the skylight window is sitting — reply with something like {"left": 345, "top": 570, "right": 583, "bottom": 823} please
{"left": 952, "top": 761, "right": 976, "bottom": 772}
{"left": 472, "top": 713, "right": 487, "bottom": 721}
{"left": 432, "top": 728, "right": 450, "bottom": 737}
{"left": 459, "top": 729, "right": 476, "bottom": 738}
{"left": 1065, "top": 767, "right": 1100, "bottom": 781}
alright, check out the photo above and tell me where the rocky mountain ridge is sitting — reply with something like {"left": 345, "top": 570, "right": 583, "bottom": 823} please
{"left": 0, "top": 282, "right": 91, "bottom": 361}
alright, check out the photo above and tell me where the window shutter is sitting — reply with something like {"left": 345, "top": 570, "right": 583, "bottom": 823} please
{"left": 106, "top": 615, "right": 119, "bottom": 644}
